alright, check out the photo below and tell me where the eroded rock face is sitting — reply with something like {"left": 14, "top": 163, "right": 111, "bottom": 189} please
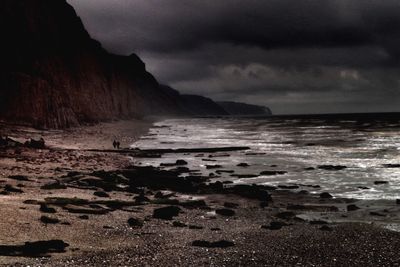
{"left": 0, "top": 0, "right": 272, "bottom": 128}
{"left": 158, "top": 85, "right": 228, "bottom": 116}
{"left": 0, "top": 0, "right": 184, "bottom": 128}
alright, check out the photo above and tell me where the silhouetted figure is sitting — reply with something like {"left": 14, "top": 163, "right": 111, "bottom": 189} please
{"left": 116, "top": 141, "right": 121, "bottom": 149}
{"left": 112, "top": 140, "right": 117, "bottom": 149}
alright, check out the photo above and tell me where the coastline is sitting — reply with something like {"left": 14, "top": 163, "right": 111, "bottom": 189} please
{"left": 0, "top": 120, "right": 399, "bottom": 266}
{"left": 0, "top": 119, "right": 154, "bottom": 150}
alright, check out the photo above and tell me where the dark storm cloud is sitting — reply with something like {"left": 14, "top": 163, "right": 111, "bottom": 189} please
{"left": 68, "top": 0, "right": 400, "bottom": 58}
{"left": 67, "top": 0, "right": 400, "bottom": 114}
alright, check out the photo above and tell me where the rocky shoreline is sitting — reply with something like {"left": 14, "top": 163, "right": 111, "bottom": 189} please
{"left": 0, "top": 121, "right": 400, "bottom": 266}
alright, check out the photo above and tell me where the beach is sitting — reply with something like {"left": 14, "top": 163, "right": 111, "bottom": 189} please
{"left": 0, "top": 119, "right": 399, "bottom": 266}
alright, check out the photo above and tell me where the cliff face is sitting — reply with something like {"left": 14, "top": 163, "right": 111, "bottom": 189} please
{"left": 181, "top": 95, "right": 228, "bottom": 116}
{"left": 159, "top": 85, "right": 228, "bottom": 116}
{"left": 0, "top": 0, "right": 183, "bottom": 128}
{"left": 217, "top": 101, "right": 272, "bottom": 116}
{"left": 0, "top": 0, "right": 271, "bottom": 128}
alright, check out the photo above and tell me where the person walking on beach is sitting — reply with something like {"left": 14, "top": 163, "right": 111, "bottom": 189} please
{"left": 113, "top": 140, "right": 121, "bottom": 149}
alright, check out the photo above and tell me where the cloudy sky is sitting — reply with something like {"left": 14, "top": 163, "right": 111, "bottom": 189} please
{"left": 67, "top": 0, "right": 400, "bottom": 114}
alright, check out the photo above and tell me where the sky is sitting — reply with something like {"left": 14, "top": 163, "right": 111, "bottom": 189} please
{"left": 67, "top": 0, "right": 400, "bottom": 114}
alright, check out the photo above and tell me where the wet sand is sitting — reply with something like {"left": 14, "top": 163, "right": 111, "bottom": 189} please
{"left": 0, "top": 120, "right": 400, "bottom": 266}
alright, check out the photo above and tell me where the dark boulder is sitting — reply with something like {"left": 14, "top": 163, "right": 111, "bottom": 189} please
{"left": 208, "top": 181, "right": 224, "bottom": 192}
{"left": 8, "top": 175, "right": 29, "bottom": 181}
{"left": 374, "top": 181, "right": 389, "bottom": 185}
{"left": 40, "top": 182, "right": 67, "bottom": 190}
{"left": 127, "top": 218, "right": 143, "bottom": 227}
{"left": 3, "top": 184, "right": 23, "bottom": 193}
{"left": 215, "top": 209, "right": 235, "bottom": 217}
{"left": 347, "top": 204, "right": 360, "bottom": 211}
{"left": 93, "top": 191, "right": 110, "bottom": 198}
{"left": 66, "top": 171, "right": 82, "bottom": 177}
{"left": 160, "top": 160, "right": 188, "bottom": 167}
{"left": 134, "top": 193, "right": 150, "bottom": 203}
{"left": 176, "top": 160, "right": 188, "bottom": 166}
{"left": 206, "top": 165, "right": 222, "bottom": 169}
{"left": 320, "top": 192, "right": 333, "bottom": 199}
{"left": 0, "top": 240, "right": 69, "bottom": 257}
{"left": 25, "top": 138, "right": 45, "bottom": 149}
{"left": 40, "top": 204, "right": 56, "bottom": 214}
{"left": 0, "top": 137, "right": 22, "bottom": 147}
{"left": 382, "top": 164, "right": 400, "bottom": 168}
{"left": 358, "top": 186, "right": 370, "bottom": 190}
{"left": 188, "top": 225, "right": 203, "bottom": 230}
{"left": 318, "top": 165, "right": 347, "bottom": 171}
{"left": 40, "top": 216, "right": 60, "bottom": 224}
{"left": 237, "top": 163, "right": 249, "bottom": 167}
{"left": 153, "top": 206, "right": 181, "bottom": 220}
{"left": 122, "top": 166, "right": 206, "bottom": 193}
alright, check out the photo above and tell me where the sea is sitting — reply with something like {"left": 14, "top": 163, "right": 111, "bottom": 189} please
{"left": 132, "top": 113, "right": 400, "bottom": 200}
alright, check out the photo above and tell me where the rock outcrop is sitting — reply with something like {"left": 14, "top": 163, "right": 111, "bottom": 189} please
{"left": 0, "top": 0, "right": 200, "bottom": 128}
{"left": 217, "top": 101, "right": 272, "bottom": 116}
{"left": 159, "top": 85, "right": 228, "bottom": 116}
{"left": 160, "top": 85, "right": 273, "bottom": 117}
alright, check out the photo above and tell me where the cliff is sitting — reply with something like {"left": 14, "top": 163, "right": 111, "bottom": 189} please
{"left": 159, "top": 85, "right": 272, "bottom": 117}
{"left": 217, "top": 101, "right": 272, "bottom": 116}
{"left": 0, "top": 0, "right": 270, "bottom": 128}
{"left": 0, "top": 0, "right": 185, "bottom": 128}
{"left": 159, "top": 85, "right": 228, "bottom": 116}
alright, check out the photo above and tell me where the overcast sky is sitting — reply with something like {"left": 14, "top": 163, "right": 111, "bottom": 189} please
{"left": 67, "top": 0, "right": 400, "bottom": 114}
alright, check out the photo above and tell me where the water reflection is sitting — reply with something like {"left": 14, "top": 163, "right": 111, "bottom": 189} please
{"left": 134, "top": 115, "right": 400, "bottom": 200}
